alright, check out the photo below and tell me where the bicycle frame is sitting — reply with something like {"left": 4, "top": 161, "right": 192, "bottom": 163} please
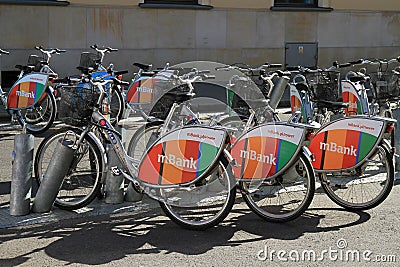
{"left": 75, "top": 75, "right": 229, "bottom": 192}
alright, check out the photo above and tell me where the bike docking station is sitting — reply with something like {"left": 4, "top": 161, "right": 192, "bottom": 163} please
{"left": 9, "top": 126, "right": 34, "bottom": 216}
{"left": 32, "top": 138, "right": 76, "bottom": 213}
{"left": 106, "top": 125, "right": 143, "bottom": 203}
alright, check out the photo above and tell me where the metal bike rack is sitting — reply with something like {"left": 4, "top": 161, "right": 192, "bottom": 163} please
{"left": 104, "top": 144, "right": 124, "bottom": 204}
{"left": 10, "top": 133, "right": 34, "bottom": 216}
{"left": 32, "top": 138, "right": 76, "bottom": 213}
{"left": 124, "top": 182, "right": 143, "bottom": 202}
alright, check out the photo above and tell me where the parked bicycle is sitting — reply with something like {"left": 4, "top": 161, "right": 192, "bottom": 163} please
{"left": 34, "top": 68, "right": 236, "bottom": 230}
{"left": 288, "top": 64, "right": 396, "bottom": 210}
{"left": 0, "top": 47, "right": 62, "bottom": 134}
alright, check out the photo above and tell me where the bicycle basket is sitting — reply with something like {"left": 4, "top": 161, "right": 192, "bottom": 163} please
{"left": 369, "top": 72, "right": 400, "bottom": 101}
{"left": 78, "top": 52, "right": 101, "bottom": 70}
{"left": 27, "top": 55, "right": 46, "bottom": 72}
{"left": 304, "top": 71, "right": 340, "bottom": 102}
{"left": 58, "top": 83, "right": 99, "bottom": 126}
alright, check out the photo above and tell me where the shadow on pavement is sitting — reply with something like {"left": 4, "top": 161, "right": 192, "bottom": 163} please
{"left": 0, "top": 204, "right": 371, "bottom": 266}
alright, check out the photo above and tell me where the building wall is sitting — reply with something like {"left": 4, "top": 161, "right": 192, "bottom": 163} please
{"left": 0, "top": 3, "right": 399, "bottom": 80}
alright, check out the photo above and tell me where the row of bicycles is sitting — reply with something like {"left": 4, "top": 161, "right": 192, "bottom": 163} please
{"left": 1, "top": 45, "right": 399, "bottom": 230}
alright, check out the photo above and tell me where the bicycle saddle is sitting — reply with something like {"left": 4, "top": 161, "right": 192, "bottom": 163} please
{"left": 133, "top": 62, "right": 152, "bottom": 72}
{"left": 15, "top": 64, "right": 34, "bottom": 72}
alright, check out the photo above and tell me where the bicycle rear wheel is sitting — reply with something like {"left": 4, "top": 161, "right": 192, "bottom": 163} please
{"left": 18, "top": 88, "right": 57, "bottom": 134}
{"left": 320, "top": 145, "right": 394, "bottom": 210}
{"left": 127, "top": 121, "right": 163, "bottom": 164}
{"left": 110, "top": 86, "right": 125, "bottom": 125}
{"left": 241, "top": 152, "right": 315, "bottom": 222}
{"left": 159, "top": 158, "right": 236, "bottom": 230}
{"left": 34, "top": 127, "right": 103, "bottom": 210}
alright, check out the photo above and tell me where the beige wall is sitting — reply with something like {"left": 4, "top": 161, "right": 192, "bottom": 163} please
{"left": 68, "top": 0, "right": 400, "bottom": 11}
{"left": 1, "top": 4, "right": 400, "bottom": 78}
{"left": 330, "top": 0, "right": 400, "bottom": 11}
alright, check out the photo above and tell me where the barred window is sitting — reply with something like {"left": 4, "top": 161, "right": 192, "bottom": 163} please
{"left": 144, "top": 0, "right": 198, "bottom": 4}
{"left": 274, "top": 0, "right": 318, "bottom": 8}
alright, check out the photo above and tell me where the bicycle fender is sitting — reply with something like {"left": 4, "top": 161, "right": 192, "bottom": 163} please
{"left": 87, "top": 131, "right": 107, "bottom": 182}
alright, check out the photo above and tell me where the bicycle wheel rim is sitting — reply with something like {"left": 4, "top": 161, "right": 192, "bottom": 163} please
{"left": 321, "top": 145, "right": 394, "bottom": 210}
{"left": 159, "top": 161, "right": 236, "bottom": 230}
{"left": 242, "top": 153, "right": 315, "bottom": 222}
{"left": 22, "top": 91, "right": 56, "bottom": 134}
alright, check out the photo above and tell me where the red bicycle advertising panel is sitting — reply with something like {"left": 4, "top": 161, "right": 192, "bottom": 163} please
{"left": 7, "top": 73, "right": 49, "bottom": 110}
{"left": 309, "top": 117, "right": 384, "bottom": 171}
{"left": 230, "top": 124, "right": 304, "bottom": 180}
{"left": 138, "top": 126, "right": 227, "bottom": 186}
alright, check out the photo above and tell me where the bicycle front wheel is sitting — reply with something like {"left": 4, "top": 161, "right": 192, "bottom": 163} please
{"left": 34, "top": 127, "right": 103, "bottom": 210}
{"left": 241, "top": 152, "right": 315, "bottom": 222}
{"left": 159, "top": 158, "right": 236, "bottom": 230}
{"left": 320, "top": 145, "right": 394, "bottom": 210}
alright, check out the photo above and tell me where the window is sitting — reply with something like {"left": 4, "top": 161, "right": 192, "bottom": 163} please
{"left": 144, "top": 0, "right": 198, "bottom": 4}
{"left": 0, "top": 0, "right": 69, "bottom": 6}
{"left": 274, "top": 0, "right": 318, "bottom": 8}
{"left": 139, "top": 0, "right": 212, "bottom": 9}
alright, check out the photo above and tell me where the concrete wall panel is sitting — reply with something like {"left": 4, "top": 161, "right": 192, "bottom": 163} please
{"left": 48, "top": 7, "right": 87, "bottom": 48}
{"left": 86, "top": 8, "right": 124, "bottom": 47}
{"left": 0, "top": 6, "right": 49, "bottom": 49}
{"left": 195, "top": 10, "right": 227, "bottom": 49}
{"left": 155, "top": 10, "right": 196, "bottom": 49}
{"left": 122, "top": 9, "right": 157, "bottom": 49}
{"left": 284, "top": 12, "right": 318, "bottom": 43}
{"left": 226, "top": 11, "right": 257, "bottom": 48}
{"left": 256, "top": 11, "right": 285, "bottom": 48}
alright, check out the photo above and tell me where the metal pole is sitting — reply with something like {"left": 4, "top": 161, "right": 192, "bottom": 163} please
{"left": 104, "top": 144, "right": 124, "bottom": 204}
{"left": 10, "top": 133, "right": 34, "bottom": 216}
{"left": 32, "top": 139, "right": 76, "bottom": 213}
{"left": 124, "top": 182, "right": 143, "bottom": 202}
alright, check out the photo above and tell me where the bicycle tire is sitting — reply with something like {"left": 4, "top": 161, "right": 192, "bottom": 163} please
{"left": 126, "top": 120, "right": 163, "bottom": 164}
{"left": 320, "top": 144, "right": 394, "bottom": 210}
{"left": 34, "top": 127, "right": 103, "bottom": 210}
{"left": 110, "top": 86, "right": 125, "bottom": 125}
{"left": 241, "top": 152, "right": 315, "bottom": 222}
{"left": 159, "top": 157, "right": 236, "bottom": 230}
{"left": 18, "top": 88, "right": 57, "bottom": 134}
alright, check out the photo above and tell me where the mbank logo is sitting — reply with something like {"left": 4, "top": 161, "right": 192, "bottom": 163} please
{"left": 157, "top": 154, "right": 197, "bottom": 169}
{"left": 16, "top": 90, "right": 35, "bottom": 99}
{"left": 240, "top": 150, "right": 276, "bottom": 165}
{"left": 319, "top": 142, "right": 357, "bottom": 156}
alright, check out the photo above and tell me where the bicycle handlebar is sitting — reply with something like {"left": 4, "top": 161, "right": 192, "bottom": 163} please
{"left": 90, "top": 44, "right": 118, "bottom": 54}
{"left": 215, "top": 63, "right": 282, "bottom": 72}
{"left": 35, "top": 46, "right": 66, "bottom": 55}
{"left": 0, "top": 49, "right": 10, "bottom": 55}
